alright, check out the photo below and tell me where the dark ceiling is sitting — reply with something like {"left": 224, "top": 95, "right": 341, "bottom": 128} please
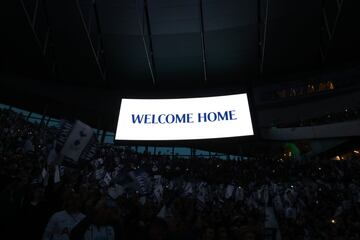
{"left": 1, "top": 0, "right": 360, "bottom": 90}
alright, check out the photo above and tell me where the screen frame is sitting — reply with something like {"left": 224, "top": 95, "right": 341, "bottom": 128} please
{"left": 113, "top": 90, "right": 258, "bottom": 145}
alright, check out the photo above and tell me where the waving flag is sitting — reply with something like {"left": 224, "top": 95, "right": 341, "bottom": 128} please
{"left": 56, "top": 120, "right": 97, "bottom": 165}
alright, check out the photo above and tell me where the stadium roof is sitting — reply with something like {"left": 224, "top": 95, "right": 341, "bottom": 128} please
{"left": 2, "top": 0, "right": 360, "bottom": 89}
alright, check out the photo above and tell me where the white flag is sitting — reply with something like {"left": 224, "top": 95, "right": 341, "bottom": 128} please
{"left": 273, "top": 194, "right": 283, "bottom": 213}
{"left": 54, "top": 165, "right": 61, "bottom": 183}
{"left": 47, "top": 148, "right": 58, "bottom": 165}
{"left": 154, "top": 184, "right": 163, "bottom": 202}
{"left": 285, "top": 207, "right": 296, "bottom": 220}
{"left": 128, "top": 170, "right": 150, "bottom": 196}
{"left": 265, "top": 207, "right": 279, "bottom": 228}
{"left": 265, "top": 207, "right": 281, "bottom": 240}
{"left": 168, "top": 180, "right": 175, "bottom": 190}
{"left": 139, "top": 196, "right": 146, "bottom": 205}
{"left": 183, "top": 182, "right": 193, "bottom": 196}
{"left": 41, "top": 168, "right": 47, "bottom": 179}
{"left": 108, "top": 184, "right": 124, "bottom": 199}
{"left": 103, "top": 172, "right": 112, "bottom": 185}
{"left": 264, "top": 185, "right": 269, "bottom": 206}
{"left": 112, "top": 167, "right": 120, "bottom": 178}
{"left": 23, "top": 138, "right": 34, "bottom": 153}
{"left": 225, "top": 185, "right": 235, "bottom": 199}
{"left": 157, "top": 205, "right": 173, "bottom": 219}
{"left": 95, "top": 167, "right": 105, "bottom": 180}
{"left": 154, "top": 175, "right": 162, "bottom": 185}
{"left": 42, "top": 168, "right": 49, "bottom": 186}
{"left": 235, "top": 187, "right": 244, "bottom": 202}
{"left": 197, "top": 182, "right": 207, "bottom": 203}
{"left": 60, "top": 120, "right": 93, "bottom": 162}
{"left": 157, "top": 205, "right": 167, "bottom": 219}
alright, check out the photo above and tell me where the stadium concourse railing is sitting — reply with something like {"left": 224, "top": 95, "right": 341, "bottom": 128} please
{"left": 256, "top": 65, "right": 360, "bottom": 103}
{"left": 261, "top": 119, "right": 360, "bottom": 140}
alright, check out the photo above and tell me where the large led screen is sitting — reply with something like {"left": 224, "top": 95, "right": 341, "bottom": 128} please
{"left": 115, "top": 93, "right": 254, "bottom": 140}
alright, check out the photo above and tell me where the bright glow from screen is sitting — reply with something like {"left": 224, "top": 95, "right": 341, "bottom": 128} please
{"left": 115, "top": 93, "right": 254, "bottom": 140}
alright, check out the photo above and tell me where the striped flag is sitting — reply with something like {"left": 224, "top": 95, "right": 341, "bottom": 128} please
{"left": 128, "top": 169, "right": 150, "bottom": 196}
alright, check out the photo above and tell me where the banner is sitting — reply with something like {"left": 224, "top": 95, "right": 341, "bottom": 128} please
{"left": 115, "top": 94, "right": 254, "bottom": 140}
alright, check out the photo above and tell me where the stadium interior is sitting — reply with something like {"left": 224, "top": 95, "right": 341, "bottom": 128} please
{"left": 1, "top": 1, "right": 360, "bottom": 240}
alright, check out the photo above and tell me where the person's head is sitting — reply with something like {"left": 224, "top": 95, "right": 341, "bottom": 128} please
{"left": 243, "top": 231, "right": 256, "bottom": 240}
{"left": 92, "top": 206, "right": 110, "bottom": 226}
{"left": 217, "top": 226, "right": 229, "bottom": 240}
{"left": 63, "top": 192, "right": 82, "bottom": 213}
{"left": 148, "top": 218, "right": 168, "bottom": 240}
{"left": 202, "top": 227, "right": 215, "bottom": 240}
{"left": 238, "top": 226, "right": 258, "bottom": 240}
{"left": 94, "top": 199, "right": 119, "bottom": 225}
{"left": 31, "top": 186, "right": 45, "bottom": 202}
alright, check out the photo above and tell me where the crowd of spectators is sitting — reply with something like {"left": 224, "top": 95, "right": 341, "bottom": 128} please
{"left": 1, "top": 108, "right": 360, "bottom": 240}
